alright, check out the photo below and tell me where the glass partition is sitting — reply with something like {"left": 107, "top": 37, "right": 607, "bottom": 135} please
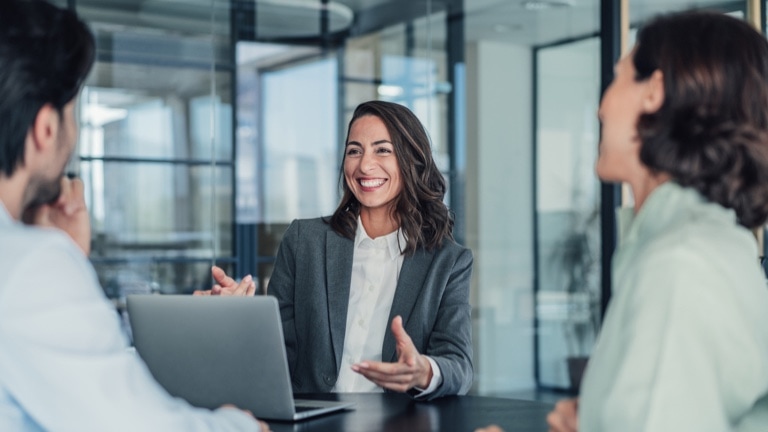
{"left": 46, "top": 0, "right": 761, "bottom": 399}
{"left": 534, "top": 37, "right": 601, "bottom": 392}
{"left": 60, "top": 0, "right": 450, "bottom": 301}
{"left": 63, "top": 0, "right": 234, "bottom": 300}
{"left": 233, "top": 2, "right": 449, "bottom": 292}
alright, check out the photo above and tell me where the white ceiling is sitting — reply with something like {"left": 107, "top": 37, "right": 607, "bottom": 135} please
{"left": 58, "top": 0, "right": 749, "bottom": 47}
{"left": 462, "top": 0, "right": 744, "bottom": 45}
{"left": 336, "top": 0, "right": 744, "bottom": 45}
{"left": 56, "top": 0, "right": 749, "bottom": 105}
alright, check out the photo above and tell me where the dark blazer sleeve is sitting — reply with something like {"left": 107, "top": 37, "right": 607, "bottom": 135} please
{"left": 267, "top": 218, "right": 349, "bottom": 393}
{"left": 420, "top": 247, "right": 474, "bottom": 400}
{"left": 267, "top": 220, "right": 300, "bottom": 379}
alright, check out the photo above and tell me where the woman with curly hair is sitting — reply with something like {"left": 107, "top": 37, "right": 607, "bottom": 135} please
{"left": 544, "top": 10, "right": 768, "bottom": 432}
{"left": 249, "top": 101, "right": 472, "bottom": 400}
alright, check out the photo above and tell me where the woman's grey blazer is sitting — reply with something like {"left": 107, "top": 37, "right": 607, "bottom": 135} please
{"left": 267, "top": 217, "right": 474, "bottom": 400}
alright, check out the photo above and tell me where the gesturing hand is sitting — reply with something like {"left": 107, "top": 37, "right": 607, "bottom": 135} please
{"left": 25, "top": 177, "right": 91, "bottom": 255}
{"left": 351, "top": 315, "right": 433, "bottom": 392}
{"left": 547, "top": 398, "right": 579, "bottom": 432}
{"left": 193, "top": 266, "right": 256, "bottom": 296}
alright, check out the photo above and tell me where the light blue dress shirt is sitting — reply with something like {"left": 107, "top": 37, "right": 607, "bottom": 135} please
{"left": 579, "top": 182, "right": 768, "bottom": 431}
{"left": 0, "top": 204, "right": 261, "bottom": 431}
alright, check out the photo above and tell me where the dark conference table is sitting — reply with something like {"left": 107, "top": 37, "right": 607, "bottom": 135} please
{"left": 266, "top": 393, "right": 553, "bottom": 432}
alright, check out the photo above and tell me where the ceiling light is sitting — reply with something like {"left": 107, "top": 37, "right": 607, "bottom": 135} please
{"left": 522, "top": 0, "right": 574, "bottom": 11}
{"left": 377, "top": 85, "right": 404, "bottom": 97}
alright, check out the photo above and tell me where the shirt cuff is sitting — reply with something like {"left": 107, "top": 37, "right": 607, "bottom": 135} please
{"left": 409, "top": 356, "right": 443, "bottom": 397}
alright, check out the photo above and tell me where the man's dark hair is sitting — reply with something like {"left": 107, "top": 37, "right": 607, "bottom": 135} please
{"left": 330, "top": 100, "right": 454, "bottom": 254}
{"left": 633, "top": 10, "right": 768, "bottom": 228}
{"left": 0, "top": 0, "right": 95, "bottom": 177}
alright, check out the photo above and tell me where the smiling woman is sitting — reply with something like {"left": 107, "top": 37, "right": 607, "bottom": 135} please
{"left": 208, "top": 100, "right": 474, "bottom": 400}
{"left": 270, "top": 100, "right": 473, "bottom": 400}
{"left": 268, "top": 101, "right": 473, "bottom": 398}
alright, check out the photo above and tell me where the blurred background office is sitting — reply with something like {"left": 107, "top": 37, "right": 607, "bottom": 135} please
{"left": 51, "top": 0, "right": 767, "bottom": 400}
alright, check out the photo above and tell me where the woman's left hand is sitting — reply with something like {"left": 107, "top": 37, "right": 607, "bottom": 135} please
{"left": 351, "top": 315, "right": 433, "bottom": 392}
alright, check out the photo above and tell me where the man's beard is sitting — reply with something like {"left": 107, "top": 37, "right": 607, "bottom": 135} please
{"left": 20, "top": 175, "right": 63, "bottom": 224}
{"left": 27, "top": 177, "right": 62, "bottom": 208}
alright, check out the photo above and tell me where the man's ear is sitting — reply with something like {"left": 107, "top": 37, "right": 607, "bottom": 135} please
{"left": 28, "top": 104, "right": 60, "bottom": 156}
{"left": 642, "top": 70, "right": 665, "bottom": 114}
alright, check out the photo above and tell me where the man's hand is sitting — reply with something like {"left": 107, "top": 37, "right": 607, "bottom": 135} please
{"left": 351, "top": 315, "right": 433, "bottom": 392}
{"left": 547, "top": 398, "right": 579, "bottom": 432}
{"left": 219, "top": 405, "right": 270, "bottom": 431}
{"left": 25, "top": 177, "right": 90, "bottom": 255}
{"left": 193, "top": 266, "right": 255, "bottom": 296}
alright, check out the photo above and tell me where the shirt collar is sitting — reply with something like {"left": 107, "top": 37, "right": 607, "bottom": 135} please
{"left": 617, "top": 181, "right": 737, "bottom": 248}
{"left": 354, "top": 216, "right": 406, "bottom": 261}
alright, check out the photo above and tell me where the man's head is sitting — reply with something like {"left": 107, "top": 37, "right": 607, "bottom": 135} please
{"left": 0, "top": 0, "right": 94, "bottom": 210}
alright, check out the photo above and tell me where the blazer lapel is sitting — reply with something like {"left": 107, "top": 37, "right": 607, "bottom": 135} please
{"left": 382, "top": 248, "right": 434, "bottom": 362}
{"left": 326, "top": 230, "right": 353, "bottom": 371}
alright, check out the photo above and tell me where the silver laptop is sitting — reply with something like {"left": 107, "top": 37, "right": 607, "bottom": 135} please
{"left": 126, "top": 295, "right": 354, "bottom": 421}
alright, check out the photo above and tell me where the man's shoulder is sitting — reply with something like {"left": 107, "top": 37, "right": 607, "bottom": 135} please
{"left": 0, "top": 224, "right": 95, "bottom": 312}
{"left": 0, "top": 224, "right": 86, "bottom": 276}
{"left": 0, "top": 223, "right": 78, "bottom": 255}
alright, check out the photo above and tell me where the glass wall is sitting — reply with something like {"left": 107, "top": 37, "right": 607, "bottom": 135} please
{"left": 534, "top": 37, "right": 601, "bottom": 391}
{"left": 52, "top": 0, "right": 760, "bottom": 399}
{"left": 54, "top": 0, "right": 234, "bottom": 304}
{"left": 235, "top": 42, "right": 339, "bottom": 291}
{"left": 234, "top": 3, "right": 450, "bottom": 292}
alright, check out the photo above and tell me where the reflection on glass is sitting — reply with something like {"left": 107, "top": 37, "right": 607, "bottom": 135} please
{"left": 236, "top": 9, "right": 449, "bottom": 289}
{"left": 81, "top": 162, "right": 232, "bottom": 260}
{"left": 261, "top": 55, "right": 340, "bottom": 222}
{"left": 535, "top": 36, "right": 601, "bottom": 391}
{"left": 74, "top": 10, "right": 234, "bottom": 299}
{"left": 97, "top": 261, "right": 235, "bottom": 299}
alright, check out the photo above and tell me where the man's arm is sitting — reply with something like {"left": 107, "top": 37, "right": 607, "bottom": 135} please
{"left": 0, "top": 235, "right": 263, "bottom": 431}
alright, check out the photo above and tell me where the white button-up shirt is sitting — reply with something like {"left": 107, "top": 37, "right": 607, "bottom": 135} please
{"left": 333, "top": 218, "right": 442, "bottom": 395}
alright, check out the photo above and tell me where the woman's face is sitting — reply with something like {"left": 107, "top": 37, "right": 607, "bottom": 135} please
{"left": 596, "top": 51, "right": 659, "bottom": 183}
{"left": 344, "top": 115, "right": 403, "bottom": 214}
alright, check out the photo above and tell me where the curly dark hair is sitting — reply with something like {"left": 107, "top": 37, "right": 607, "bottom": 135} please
{"left": 329, "top": 101, "right": 453, "bottom": 254}
{"left": 0, "top": 0, "right": 95, "bottom": 177}
{"left": 633, "top": 10, "right": 768, "bottom": 228}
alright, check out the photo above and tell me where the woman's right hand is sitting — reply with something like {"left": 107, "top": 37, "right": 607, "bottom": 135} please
{"left": 193, "top": 266, "right": 256, "bottom": 296}
{"left": 547, "top": 398, "right": 579, "bottom": 432}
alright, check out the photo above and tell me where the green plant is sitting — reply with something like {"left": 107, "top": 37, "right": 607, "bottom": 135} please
{"left": 552, "top": 207, "right": 600, "bottom": 358}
